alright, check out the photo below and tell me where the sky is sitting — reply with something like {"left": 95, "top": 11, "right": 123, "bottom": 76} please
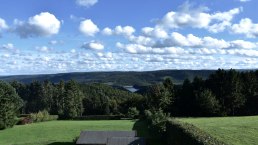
{"left": 0, "top": 0, "right": 258, "bottom": 75}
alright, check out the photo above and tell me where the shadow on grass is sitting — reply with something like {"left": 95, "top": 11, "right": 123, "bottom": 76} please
{"left": 47, "top": 142, "right": 74, "bottom": 145}
{"left": 132, "top": 120, "right": 165, "bottom": 145}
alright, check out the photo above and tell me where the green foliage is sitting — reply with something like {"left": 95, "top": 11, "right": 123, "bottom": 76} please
{"left": 166, "top": 119, "right": 227, "bottom": 145}
{"left": 7, "top": 68, "right": 258, "bottom": 120}
{"left": 127, "top": 107, "right": 139, "bottom": 119}
{"left": 0, "top": 81, "right": 23, "bottom": 129}
{"left": 146, "top": 79, "right": 174, "bottom": 111}
{"left": 144, "top": 109, "right": 170, "bottom": 135}
{"left": 81, "top": 83, "right": 144, "bottom": 115}
{"left": 207, "top": 69, "right": 246, "bottom": 115}
{"left": 29, "top": 110, "right": 58, "bottom": 123}
{"left": 62, "top": 80, "right": 84, "bottom": 119}
{"left": 196, "top": 89, "right": 220, "bottom": 116}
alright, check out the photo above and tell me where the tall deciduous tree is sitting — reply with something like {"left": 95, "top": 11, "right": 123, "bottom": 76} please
{"left": 196, "top": 89, "right": 220, "bottom": 116}
{"left": 0, "top": 81, "right": 23, "bottom": 129}
{"left": 63, "top": 80, "right": 84, "bottom": 119}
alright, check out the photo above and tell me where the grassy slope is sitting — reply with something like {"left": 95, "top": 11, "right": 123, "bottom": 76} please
{"left": 0, "top": 120, "right": 135, "bottom": 145}
{"left": 179, "top": 116, "right": 258, "bottom": 145}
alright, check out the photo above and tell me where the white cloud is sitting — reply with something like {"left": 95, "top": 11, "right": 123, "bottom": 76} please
{"left": 1, "top": 43, "right": 14, "bottom": 50}
{"left": 102, "top": 27, "right": 113, "bottom": 35}
{"left": 49, "top": 40, "right": 64, "bottom": 45}
{"left": 227, "top": 49, "right": 258, "bottom": 57}
{"left": 208, "top": 21, "right": 231, "bottom": 33}
{"left": 117, "top": 43, "right": 152, "bottom": 54}
{"left": 117, "top": 42, "right": 187, "bottom": 55}
{"left": 70, "top": 15, "right": 85, "bottom": 21}
{"left": 114, "top": 26, "right": 135, "bottom": 37}
{"left": 202, "top": 37, "right": 230, "bottom": 49}
{"left": 142, "top": 27, "right": 168, "bottom": 39}
{"left": 81, "top": 41, "right": 104, "bottom": 51}
{"left": 239, "top": 0, "right": 251, "bottom": 2}
{"left": 164, "top": 32, "right": 202, "bottom": 47}
{"left": 101, "top": 25, "right": 136, "bottom": 38}
{"left": 13, "top": 12, "right": 61, "bottom": 38}
{"left": 152, "top": 33, "right": 230, "bottom": 49}
{"left": 76, "top": 0, "right": 98, "bottom": 7}
{"left": 36, "top": 46, "right": 51, "bottom": 52}
{"left": 231, "top": 18, "right": 258, "bottom": 38}
{"left": 157, "top": 2, "right": 241, "bottom": 33}
{"left": 79, "top": 19, "right": 99, "bottom": 36}
{"left": 70, "top": 49, "right": 76, "bottom": 53}
{"left": 230, "top": 40, "right": 257, "bottom": 49}
{"left": 128, "top": 35, "right": 154, "bottom": 46}
{"left": 0, "top": 18, "right": 8, "bottom": 30}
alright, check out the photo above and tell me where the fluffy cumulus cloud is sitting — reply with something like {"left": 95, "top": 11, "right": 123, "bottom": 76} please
{"left": 1, "top": 43, "right": 15, "bottom": 50}
{"left": 2, "top": 2, "right": 258, "bottom": 75}
{"left": 231, "top": 18, "right": 258, "bottom": 38}
{"left": 116, "top": 28, "right": 258, "bottom": 57}
{"left": 142, "top": 27, "right": 168, "bottom": 39}
{"left": 229, "top": 40, "right": 257, "bottom": 49}
{"left": 0, "top": 18, "right": 8, "bottom": 30}
{"left": 162, "top": 32, "right": 203, "bottom": 47}
{"left": 81, "top": 41, "right": 104, "bottom": 51}
{"left": 157, "top": 2, "right": 241, "bottom": 33}
{"left": 36, "top": 46, "right": 52, "bottom": 52}
{"left": 116, "top": 42, "right": 186, "bottom": 54}
{"left": 79, "top": 19, "right": 99, "bottom": 36}
{"left": 114, "top": 26, "right": 135, "bottom": 37}
{"left": 13, "top": 12, "right": 61, "bottom": 38}
{"left": 76, "top": 0, "right": 98, "bottom": 7}
{"left": 102, "top": 27, "right": 113, "bottom": 35}
{"left": 101, "top": 26, "right": 135, "bottom": 37}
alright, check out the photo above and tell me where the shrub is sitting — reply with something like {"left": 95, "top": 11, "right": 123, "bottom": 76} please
{"left": 42, "top": 110, "right": 50, "bottom": 121}
{"left": 144, "top": 109, "right": 170, "bottom": 137}
{"left": 29, "top": 110, "right": 58, "bottom": 123}
{"left": 17, "top": 117, "right": 33, "bottom": 125}
{"left": 166, "top": 119, "right": 227, "bottom": 145}
{"left": 127, "top": 107, "right": 140, "bottom": 119}
{"left": 36, "top": 111, "right": 44, "bottom": 122}
{"left": 73, "top": 115, "right": 123, "bottom": 120}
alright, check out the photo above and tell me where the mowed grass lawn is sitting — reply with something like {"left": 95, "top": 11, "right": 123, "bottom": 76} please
{"left": 179, "top": 116, "right": 258, "bottom": 145}
{"left": 0, "top": 120, "right": 136, "bottom": 145}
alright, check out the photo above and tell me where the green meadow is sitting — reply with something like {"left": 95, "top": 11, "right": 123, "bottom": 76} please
{"left": 179, "top": 116, "right": 258, "bottom": 145}
{"left": 0, "top": 120, "right": 136, "bottom": 145}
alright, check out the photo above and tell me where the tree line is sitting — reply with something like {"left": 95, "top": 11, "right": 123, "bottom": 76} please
{"left": 142, "top": 69, "right": 258, "bottom": 117}
{"left": 1, "top": 69, "right": 258, "bottom": 129}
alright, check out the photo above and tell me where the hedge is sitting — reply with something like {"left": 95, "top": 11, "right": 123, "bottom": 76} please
{"left": 166, "top": 119, "right": 227, "bottom": 145}
{"left": 73, "top": 115, "right": 123, "bottom": 120}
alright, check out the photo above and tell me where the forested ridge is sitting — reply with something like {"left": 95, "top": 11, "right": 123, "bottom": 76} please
{"left": 0, "top": 70, "right": 215, "bottom": 85}
{"left": 0, "top": 69, "right": 258, "bottom": 130}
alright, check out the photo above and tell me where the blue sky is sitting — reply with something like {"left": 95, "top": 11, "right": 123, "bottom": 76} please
{"left": 0, "top": 0, "right": 258, "bottom": 75}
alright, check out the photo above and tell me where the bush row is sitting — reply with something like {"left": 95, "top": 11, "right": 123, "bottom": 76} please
{"left": 166, "top": 119, "right": 227, "bottom": 145}
{"left": 73, "top": 115, "right": 123, "bottom": 120}
{"left": 18, "top": 111, "right": 58, "bottom": 125}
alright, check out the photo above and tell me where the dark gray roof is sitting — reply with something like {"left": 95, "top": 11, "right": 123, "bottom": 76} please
{"left": 76, "top": 131, "right": 137, "bottom": 145}
{"left": 107, "top": 137, "right": 145, "bottom": 145}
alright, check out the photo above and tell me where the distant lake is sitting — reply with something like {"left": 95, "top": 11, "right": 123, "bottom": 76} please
{"left": 123, "top": 86, "right": 139, "bottom": 92}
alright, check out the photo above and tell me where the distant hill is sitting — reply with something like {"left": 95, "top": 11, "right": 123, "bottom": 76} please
{"left": 0, "top": 70, "right": 216, "bottom": 86}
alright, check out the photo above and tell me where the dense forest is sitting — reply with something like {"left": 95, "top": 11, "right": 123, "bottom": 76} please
{"left": 0, "top": 69, "right": 258, "bottom": 129}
